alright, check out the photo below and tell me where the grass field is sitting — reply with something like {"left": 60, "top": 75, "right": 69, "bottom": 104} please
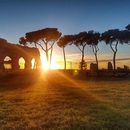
{"left": 0, "top": 71, "right": 130, "bottom": 130}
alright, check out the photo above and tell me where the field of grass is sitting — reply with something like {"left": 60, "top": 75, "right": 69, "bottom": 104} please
{"left": 0, "top": 71, "right": 130, "bottom": 130}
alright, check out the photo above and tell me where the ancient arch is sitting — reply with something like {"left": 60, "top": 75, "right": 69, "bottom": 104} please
{"left": 18, "top": 57, "right": 26, "bottom": 69}
{"left": 0, "top": 38, "right": 41, "bottom": 72}
{"left": 3, "top": 56, "right": 12, "bottom": 69}
{"left": 31, "top": 58, "right": 36, "bottom": 69}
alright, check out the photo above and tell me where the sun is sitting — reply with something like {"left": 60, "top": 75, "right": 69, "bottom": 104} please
{"left": 41, "top": 58, "right": 49, "bottom": 70}
{"left": 40, "top": 54, "right": 61, "bottom": 70}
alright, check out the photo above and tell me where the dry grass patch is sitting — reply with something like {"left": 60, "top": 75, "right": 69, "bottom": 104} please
{"left": 0, "top": 72, "right": 130, "bottom": 130}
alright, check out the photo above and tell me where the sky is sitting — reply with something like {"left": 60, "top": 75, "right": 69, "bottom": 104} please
{"left": 0, "top": 0, "right": 130, "bottom": 68}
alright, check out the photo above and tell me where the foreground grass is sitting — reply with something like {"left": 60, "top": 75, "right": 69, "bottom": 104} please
{"left": 0, "top": 71, "right": 130, "bottom": 130}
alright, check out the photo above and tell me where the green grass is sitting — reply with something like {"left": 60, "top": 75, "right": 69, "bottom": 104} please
{"left": 0, "top": 71, "right": 130, "bottom": 130}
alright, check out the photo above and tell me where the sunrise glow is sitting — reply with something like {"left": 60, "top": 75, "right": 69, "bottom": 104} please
{"left": 40, "top": 54, "right": 62, "bottom": 70}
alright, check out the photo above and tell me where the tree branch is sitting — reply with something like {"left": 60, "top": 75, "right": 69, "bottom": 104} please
{"left": 83, "top": 43, "right": 87, "bottom": 48}
{"left": 48, "top": 41, "right": 55, "bottom": 50}
{"left": 34, "top": 42, "right": 37, "bottom": 48}
{"left": 92, "top": 45, "right": 95, "bottom": 54}
{"left": 77, "top": 46, "right": 82, "bottom": 52}
{"left": 115, "top": 41, "right": 118, "bottom": 52}
{"left": 37, "top": 43, "right": 46, "bottom": 52}
{"left": 110, "top": 43, "right": 115, "bottom": 52}
{"left": 96, "top": 45, "right": 99, "bottom": 52}
{"left": 41, "top": 39, "right": 46, "bottom": 44}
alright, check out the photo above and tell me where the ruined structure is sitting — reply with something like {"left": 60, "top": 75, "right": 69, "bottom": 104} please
{"left": 89, "top": 63, "right": 98, "bottom": 76}
{"left": 0, "top": 38, "right": 41, "bottom": 72}
{"left": 107, "top": 62, "right": 113, "bottom": 71}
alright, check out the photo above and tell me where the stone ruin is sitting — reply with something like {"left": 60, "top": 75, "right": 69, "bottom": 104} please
{"left": 90, "top": 63, "right": 98, "bottom": 72}
{"left": 107, "top": 62, "right": 113, "bottom": 71}
{"left": 90, "top": 63, "right": 98, "bottom": 75}
{"left": 0, "top": 38, "right": 41, "bottom": 72}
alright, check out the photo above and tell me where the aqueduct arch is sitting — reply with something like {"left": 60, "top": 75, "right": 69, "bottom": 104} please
{"left": 0, "top": 38, "right": 41, "bottom": 72}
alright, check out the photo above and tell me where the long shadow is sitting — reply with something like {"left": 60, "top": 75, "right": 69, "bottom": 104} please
{"left": 0, "top": 71, "right": 43, "bottom": 91}
{"left": 0, "top": 71, "right": 130, "bottom": 130}
{"left": 40, "top": 71, "right": 130, "bottom": 130}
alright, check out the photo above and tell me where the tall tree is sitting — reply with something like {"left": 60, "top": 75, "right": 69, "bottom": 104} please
{"left": 88, "top": 31, "right": 100, "bottom": 69}
{"left": 57, "top": 35, "right": 74, "bottom": 69}
{"left": 101, "top": 29, "right": 121, "bottom": 72}
{"left": 73, "top": 32, "right": 89, "bottom": 70}
{"left": 19, "top": 28, "right": 62, "bottom": 67}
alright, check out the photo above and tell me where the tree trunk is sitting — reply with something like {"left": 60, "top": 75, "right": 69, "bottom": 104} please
{"left": 81, "top": 50, "right": 85, "bottom": 70}
{"left": 63, "top": 47, "right": 66, "bottom": 70}
{"left": 113, "top": 52, "right": 116, "bottom": 73}
{"left": 95, "top": 53, "right": 98, "bottom": 70}
{"left": 46, "top": 51, "right": 49, "bottom": 62}
{"left": 110, "top": 41, "right": 118, "bottom": 74}
{"left": 49, "top": 47, "right": 53, "bottom": 69}
{"left": 45, "top": 43, "right": 49, "bottom": 63}
{"left": 77, "top": 45, "right": 86, "bottom": 70}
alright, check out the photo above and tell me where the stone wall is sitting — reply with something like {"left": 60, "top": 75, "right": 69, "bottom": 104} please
{"left": 0, "top": 38, "right": 41, "bottom": 72}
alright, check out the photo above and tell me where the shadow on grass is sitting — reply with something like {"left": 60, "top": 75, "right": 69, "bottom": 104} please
{"left": 0, "top": 71, "right": 130, "bottom": 130}
{"left": 0, "top": 71, "right": 43, "bottom": 90}
{"left": 37, "top": 71, "right": 130, "bottom": 130}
